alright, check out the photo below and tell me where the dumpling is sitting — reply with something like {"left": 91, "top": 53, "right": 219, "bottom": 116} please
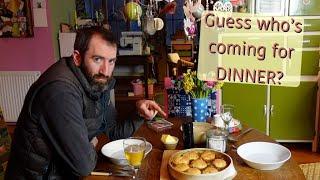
{"left": 185, "top": 168, "right": 201, "bottom": 175}
{"left": 213, "top": 158, "right": 227, "bottom": 169}
{"left": 202, "top": 166, "right": 218, "bottom": 174}
{"left": 201, "top": 151, "right": 216, "bottom": 161}
{"left": 190, "top": 158, "right": 207, "bottom": 169}
{"left": 183, "top": 151, "right": 200, "bottom": 161}
{"left": 173, "top": 155, "right": 190, "bottom": 165}
{"left": 174, "top": 163, "right": 190, "bottom": 172}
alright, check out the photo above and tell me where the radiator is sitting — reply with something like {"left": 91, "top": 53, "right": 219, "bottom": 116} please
{"left": 0, "top": 71, "right": 41, "bottom": 122}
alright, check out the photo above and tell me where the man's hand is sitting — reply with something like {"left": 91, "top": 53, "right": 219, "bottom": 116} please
{"left": 136, "top": 100, "right": 167, "bottom": 120}
{"left": 90, "top": 137, "right": 98, "bottom": 147}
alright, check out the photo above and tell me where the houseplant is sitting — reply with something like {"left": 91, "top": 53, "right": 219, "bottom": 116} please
{"left": 182, "top": 70, "right": 223, "bottom": 122}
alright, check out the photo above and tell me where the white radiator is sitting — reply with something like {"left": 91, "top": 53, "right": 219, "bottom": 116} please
{"left": 0, "top": 71, "right": 41, "bottom": 122}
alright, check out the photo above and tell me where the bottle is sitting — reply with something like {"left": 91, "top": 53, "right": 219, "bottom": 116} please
{"left": 182, "top": 121, "right": 194, "bottom": 149}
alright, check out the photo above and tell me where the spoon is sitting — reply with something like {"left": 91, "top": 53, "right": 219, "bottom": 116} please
{"left": 228, "top": 128, "right": 253, "bottom": 142}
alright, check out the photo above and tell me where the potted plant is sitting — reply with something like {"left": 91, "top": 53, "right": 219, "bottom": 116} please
{"left": 182, "top": 70, "right": 223, "bottom": 122}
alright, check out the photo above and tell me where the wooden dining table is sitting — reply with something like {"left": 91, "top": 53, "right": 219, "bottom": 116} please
{"left": 84, "top": 117, "right": 306, "bottom": 180}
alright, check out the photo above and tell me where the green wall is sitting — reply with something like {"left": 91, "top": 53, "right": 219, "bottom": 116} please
{"left": 49, "top": 0, "right": 76, "bottom": 60}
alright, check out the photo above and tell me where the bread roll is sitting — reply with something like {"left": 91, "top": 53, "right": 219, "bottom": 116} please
{"left": 190, "top": 158, "right": 207, "bottom": 169}
{"left": 201, "top": 151, "right": 216, "bottom": 161}
{"left": 213, "top": 158, "right": 227, "bottom": 169}
{"left": 185, "top": 168, "right": 201, "bottom": 175}
{"left": 202, "top": 166, "right": 218, "bottom": 174}
{"left": 174, "top": 163, "right": 190, "bottom": 172}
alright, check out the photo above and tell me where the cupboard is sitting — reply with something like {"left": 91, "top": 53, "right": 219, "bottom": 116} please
{"left": 222, "top": 0, "right": 320, "bottom": 141}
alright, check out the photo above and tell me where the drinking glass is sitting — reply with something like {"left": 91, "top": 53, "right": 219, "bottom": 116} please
{"left": 220, "top": 104, "right": 234, "bottom": 130}
{"left": 123, "top": 137, "right": 146, "bottom": 179}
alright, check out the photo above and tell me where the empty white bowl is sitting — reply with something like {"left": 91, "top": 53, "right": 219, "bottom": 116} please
{"left": 237, "top": 142, "right": 291, "bottom": 170}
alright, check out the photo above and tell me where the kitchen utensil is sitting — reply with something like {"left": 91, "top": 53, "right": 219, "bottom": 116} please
{"left": 91, "top": 171, "right": 133, "bottom": 177}
{"left": 228, "top": 128, "right": 253, "bottom": 142}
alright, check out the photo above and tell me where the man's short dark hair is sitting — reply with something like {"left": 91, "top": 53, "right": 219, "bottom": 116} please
{"left": 74, "top": 26, "right": 117, "bottom": 58}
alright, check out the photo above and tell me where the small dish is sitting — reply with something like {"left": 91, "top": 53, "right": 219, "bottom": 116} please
{"left": 101, "top": 139, "right": 152, "bottom": 165}
{"left": 162, "top": 136, "right": 179, "bottom": 150}
{"left": 237, "top": 141, "right": 291, "bottom": 170}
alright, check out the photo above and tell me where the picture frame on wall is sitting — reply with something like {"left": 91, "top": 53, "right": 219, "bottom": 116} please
{"left": 0, "top": 0, "right": 34, "bottom": 38}
{"left": 255, "top": 0, "right": 286, "bottom": 16}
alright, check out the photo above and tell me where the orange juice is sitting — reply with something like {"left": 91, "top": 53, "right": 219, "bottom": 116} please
{"left": 124, "top": 144, "right": 145, "bottom": 167}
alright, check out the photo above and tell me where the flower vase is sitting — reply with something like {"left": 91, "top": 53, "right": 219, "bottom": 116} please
{"left": 191, "top": 98, "right": 208, "bottom": 122}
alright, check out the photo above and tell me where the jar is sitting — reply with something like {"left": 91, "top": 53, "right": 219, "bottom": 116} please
{"left": 206, "top": 129, "right": 228, "bottom": 152}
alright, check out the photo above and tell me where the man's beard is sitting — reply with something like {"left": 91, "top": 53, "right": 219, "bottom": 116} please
{"left": 80, "top": 63, "right": 111, "bottom": 92}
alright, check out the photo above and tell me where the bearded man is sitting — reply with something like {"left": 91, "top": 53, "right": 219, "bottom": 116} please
{"left": 5, "top": 27, "right": 165, "bottom": 179}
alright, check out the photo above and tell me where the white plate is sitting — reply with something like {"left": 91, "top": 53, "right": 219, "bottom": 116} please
{"left": 237, "top": 142, "right": 291, "bottom": 170}
{"left": 101, "top": 139, "right": 152, "bottom": 165}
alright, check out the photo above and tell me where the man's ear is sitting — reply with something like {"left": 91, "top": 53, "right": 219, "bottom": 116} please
{"left": 72, "top": 50, "right": 81, "bottom": 67}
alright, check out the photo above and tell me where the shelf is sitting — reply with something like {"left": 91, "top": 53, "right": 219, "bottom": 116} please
{"left": 115, "top": 55, "right": 152, "bottom": 98}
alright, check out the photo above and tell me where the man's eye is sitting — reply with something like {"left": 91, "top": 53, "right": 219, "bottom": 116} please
{"left": 109, "top": 59, "right": 116, "bottom": 64}
{"left": 93, "top": 57, "right": 102, "bottom": 62}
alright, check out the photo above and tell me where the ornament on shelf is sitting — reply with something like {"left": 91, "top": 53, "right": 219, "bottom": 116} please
{"left": 213, "top": 1, "right": 233, "bottom": 12}
{"left": 124, "top": 1, "right": 142, "bottom": 21}
{"left": 184, "top": 18, "right": 197, "bottom": 39}
{"left": 183, "top": 0, "right": 204, "bottom": 22}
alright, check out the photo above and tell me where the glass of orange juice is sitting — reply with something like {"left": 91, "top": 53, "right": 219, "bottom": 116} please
{"left": 123, "top": 137, "right": 146, "bottom": 179}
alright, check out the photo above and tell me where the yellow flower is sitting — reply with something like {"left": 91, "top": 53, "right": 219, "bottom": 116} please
{"left": 182, "top": 70, "right": 223, "bottom": 98}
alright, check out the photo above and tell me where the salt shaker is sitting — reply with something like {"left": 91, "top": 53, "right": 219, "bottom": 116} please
{"left": 206, "top": 128, "right": 228, "bottom": 152}
{"left": 182, "top": 121, "right": 194, "bottom": 149}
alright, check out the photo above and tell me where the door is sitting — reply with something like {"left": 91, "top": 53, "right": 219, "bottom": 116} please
{"left": 270, "top": 82, "right": 317, "bottom": 140}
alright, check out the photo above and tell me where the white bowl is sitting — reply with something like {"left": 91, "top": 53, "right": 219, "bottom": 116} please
{"left": 101, "top": 139, "right": 152, "bottom": 165}
{"left": 237, "top": 142, "right": 291, "bottom": 170}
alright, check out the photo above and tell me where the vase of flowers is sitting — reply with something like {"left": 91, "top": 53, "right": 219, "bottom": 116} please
{"left": 190, "top": 98, "right": 208, "bottom": 122}
{"left": 182, "top": 70, "right": 223, "bottom": 122}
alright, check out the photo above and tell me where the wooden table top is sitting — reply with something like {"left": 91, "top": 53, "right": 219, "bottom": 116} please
{"left": 84, "top": 117, "right": 305, "bottom": 180}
